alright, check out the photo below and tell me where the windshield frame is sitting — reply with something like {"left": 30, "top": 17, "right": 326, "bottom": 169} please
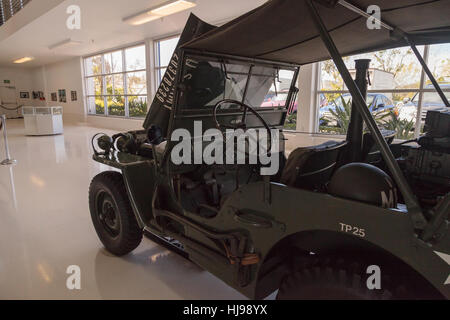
{"left": 175, "top": 51, "right": 299, "bottom": 115}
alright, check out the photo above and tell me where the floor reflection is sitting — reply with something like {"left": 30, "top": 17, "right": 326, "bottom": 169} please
{"left": 0, "top": 119, "right": 247, "bottom": 299}
{"left": 93, "top": 245, "right": 245, "bottom": 300}
{"left": 8, "top": 166, "right": 18, "bottom": 210}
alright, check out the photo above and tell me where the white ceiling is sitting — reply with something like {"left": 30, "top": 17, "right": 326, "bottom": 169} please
{"left": 0, "top": 0, "right": 267, "bottom": 68}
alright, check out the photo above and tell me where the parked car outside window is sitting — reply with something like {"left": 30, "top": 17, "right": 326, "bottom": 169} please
{"left": 319, "top": 93, "right": 394, "bottom": 126}
{"left": 397, "top": 84, "right": 450, "bottom": 123}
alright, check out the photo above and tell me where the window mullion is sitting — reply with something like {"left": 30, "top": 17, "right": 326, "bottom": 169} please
{"left": 147, "top": 39, "right": 155, "bottom": 112}
{"left": 112, "top": 74, "right": 115, "bottom": 96}
{"left": 123, "top": 49, "right": 129, "bottom": 117}
{"left": 102, "top": 54, "right": 108, "bottom": 116}
{"left": 314, "top": 62, "right": 323, "bottom": 132}
{"left": 154, "top": 40, "right": 167, "bottom": 91}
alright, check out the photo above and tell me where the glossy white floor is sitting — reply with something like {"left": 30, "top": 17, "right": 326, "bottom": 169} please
{"left": 0, "top": 119, "right": 247, "bottom": 300}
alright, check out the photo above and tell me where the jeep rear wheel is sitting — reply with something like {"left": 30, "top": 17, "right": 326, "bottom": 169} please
{"left": 277, "top": 258, "right": 402, "bottom": 300}
{"left": 89, "top": 171, "right": 142, "bottom": 256}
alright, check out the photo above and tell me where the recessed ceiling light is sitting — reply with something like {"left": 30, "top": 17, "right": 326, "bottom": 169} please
{"left": 123, "top": 0, "right": 196, "bottom": 26}
{"left": 13, "top": 57, "right": 34, "bottom": 64}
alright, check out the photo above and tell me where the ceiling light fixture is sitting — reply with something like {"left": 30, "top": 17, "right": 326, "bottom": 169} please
{"left": 48, "top": 38, "right": 83, "bottom": 50}
{"left": 150, "top": 0, "right": 197, "bottom": 15}
{"left": 13, "top": 57, "right": 34, "bottom": 64}
{"left": 123, "top": 0, "right": 197, "bottom": 26}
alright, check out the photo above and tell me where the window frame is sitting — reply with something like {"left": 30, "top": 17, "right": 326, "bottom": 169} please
{"left": 154, "top": 34, "right": 180, "bottom": 92}
{"left": 83, "top": 43, "right": 148, "bottom": 118}
{"left": 314, "top": 44, "right": 450, "bottom": 139}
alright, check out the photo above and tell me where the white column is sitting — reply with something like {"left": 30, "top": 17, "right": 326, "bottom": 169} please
{"left": 79, "top": 57, "right": 87, "bottom": 120}
{"left": 146, "top": 38, "right": 156, "bottom": 104}
{"left": 42, "top": 65, "right": 48, "bottom": 107}
{"left": 296, "top": 63, "right": 319, "bottom": 133}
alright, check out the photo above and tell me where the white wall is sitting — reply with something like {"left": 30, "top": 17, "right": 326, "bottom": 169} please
{"left": 29, "top": 66, "right": 47, "bottom": 106}
{"left": 1, "top": 60, "right": 85, "bottom": 122}
{"left": 30, "top": 57, "right": 85, "bottom": 122}
{"left": 0, "top": 67, "right": 35, "bottom": 109}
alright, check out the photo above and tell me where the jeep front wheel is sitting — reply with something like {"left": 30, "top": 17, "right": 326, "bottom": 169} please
{"left": 89, "top": 171, "right": 142, "bottom": 256}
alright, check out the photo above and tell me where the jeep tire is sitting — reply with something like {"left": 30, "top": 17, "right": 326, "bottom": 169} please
{"left": 89, "top": 171, "right": 142, "bottom": 256}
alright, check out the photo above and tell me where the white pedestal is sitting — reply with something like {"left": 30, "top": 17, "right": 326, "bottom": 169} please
{"left": 22, "top": 106, "right": 64, "bottom": 135}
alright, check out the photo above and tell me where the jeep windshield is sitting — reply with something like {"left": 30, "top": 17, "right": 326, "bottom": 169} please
{"left": 179, "top": 55, "right": 296, "bottom": 111}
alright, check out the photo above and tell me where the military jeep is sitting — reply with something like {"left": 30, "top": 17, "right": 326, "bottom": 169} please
{"left": 89, "top": 0, "right": 450, "bottom": 299}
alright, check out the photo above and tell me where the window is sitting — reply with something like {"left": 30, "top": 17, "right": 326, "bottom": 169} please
{"left": 84, "top": 44, "right": 148, "bottom": 118}
{"left": 155, "top": 36, "right": 180, "bottom": 88}
{"left": 316, "top": 44, "right": 450, "bottom": 139}
{"left": 427, "top": 43, "right": 450, "bottom": 83}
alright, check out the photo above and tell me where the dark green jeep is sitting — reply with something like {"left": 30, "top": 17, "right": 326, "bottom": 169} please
{"left": 89, "top": 0, "right": 450, "bottom": 299}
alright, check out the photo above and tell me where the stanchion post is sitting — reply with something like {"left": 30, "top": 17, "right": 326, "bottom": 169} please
{"left": 0, "top": 115, "right": 17, "bottom": 166}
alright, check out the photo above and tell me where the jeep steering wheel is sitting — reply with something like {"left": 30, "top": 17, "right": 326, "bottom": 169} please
{"left": 213, "top": 99, "right": 272, "bottom": 154}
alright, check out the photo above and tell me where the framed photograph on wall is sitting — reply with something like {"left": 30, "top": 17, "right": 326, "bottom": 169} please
{"left": 58, "top": 89, "right": 66, "bottom": 103}
{"left": 71, "top": 90, "right": 77, "bottom": 101}
{"left": 51, "top": 92, "right": 57, "bottom": 102}
{"left": 20, "top": 92, "right": 29, "bottom": 99}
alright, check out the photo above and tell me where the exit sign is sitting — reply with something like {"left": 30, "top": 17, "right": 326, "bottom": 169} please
{"left": 3, "top": 80, "right": 10, "bottom": 84}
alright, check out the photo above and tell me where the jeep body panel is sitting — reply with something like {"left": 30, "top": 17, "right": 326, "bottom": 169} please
{"left": 91, "top": 152, "right": 450, "bottom": 299}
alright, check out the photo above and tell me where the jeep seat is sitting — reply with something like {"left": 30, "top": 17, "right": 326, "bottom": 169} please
{"left": 280, "top": 140, "right": 347, "bottom": 190}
